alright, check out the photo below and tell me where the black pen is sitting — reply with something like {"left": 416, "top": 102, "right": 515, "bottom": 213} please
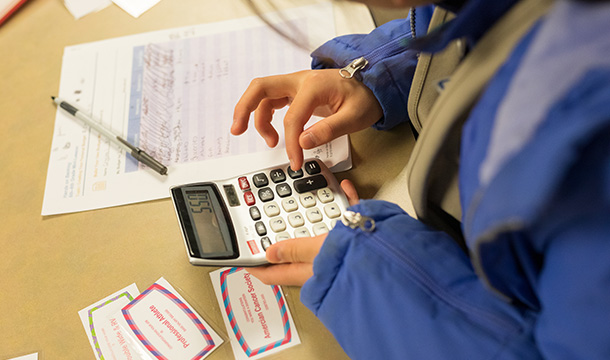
{"left": 51, "top": 96, "right": 168, "bottom": 175}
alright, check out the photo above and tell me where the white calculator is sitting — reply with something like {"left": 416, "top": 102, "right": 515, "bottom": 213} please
{"left": 170, "top": 159, "right": 349, "bottom": 267}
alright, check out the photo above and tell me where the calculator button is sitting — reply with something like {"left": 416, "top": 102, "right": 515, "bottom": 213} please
{"left": 281, "top": 197, "right": 299, "bottom": 212}
{"left": 294, "top": 227, "right": 311, "bottom": 238}
{"left": 317, "top": 188, "right": 334, "bottom": 203}
{"left": 288, "top": 167, "right": 303, "bottom": 179}
{"left": 324, "top": 203, "right": 341, "bottom": 219}
{"left": 258, "top": 187, "right": 274, "bottom": 202}
{"left": 223, "top": 185, "right": 240, "bottom": 207}
{"left": 260, "top": 237, "right": 272, "bottom": 251}
{"left": 252, "top": 173, "right": 269, "bottom": 188}
{"left": 305, "top": 208, "right": 323, "bottom": 223}
{"left": 244, "top": 191, "right": 256, "bottom": 206}
{"left": 269, "top": 217, "right": 287, "bottom": 233}
{"left": 255, "top": 221, "right": 267, "bottom": 236}
{"left": 276, "top": 183, "right": 292, "bottom": 198}
{"left": 275, "top": 232, "right": 291, "bottom": 241}
{"left": 270, "top": 169, "right": 286, "bottom": 183}
{"left": 288, "top": 212, "right": 305, "bottom": 228}
{"left": 293, "top": 175, "right": 328, "bottom": 193}
{"left": 299, "top": 192, "right": 316, "bottom": 208}
{"left": 249, "top": 206, "right": 261, "bottom": 220}
{"left": 264, "top": 202, "right": 280, "bottom": 217}
{"left": 238, "top": 176, "right": 250, "bottom": 190}
{"left": 304, "top": 160, "right": 322, "bottom": 175}
{"left": 313, "top": 223, "right": 329, "bottom": 236}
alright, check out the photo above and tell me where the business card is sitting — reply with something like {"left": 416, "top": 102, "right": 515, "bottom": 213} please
{"left": 119, "top": 277, "right": 223, "bottom": 360}
{"left": 210, "top": 267, "right": 300, "bottom": 359}
{"left": 78, "top": 283, "right": 142, "bottom": 360}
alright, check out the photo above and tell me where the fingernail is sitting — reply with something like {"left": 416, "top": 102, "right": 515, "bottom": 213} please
{"left": 301, "top": 132, "right": 318, "bottom": 149}
{"left": 289, "top": 158, "right": 297, "bottom": 172}
{"left": 267, "top": 244, "right": 283, "bottom": 263}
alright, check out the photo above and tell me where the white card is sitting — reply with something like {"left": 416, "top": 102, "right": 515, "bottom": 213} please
{"left": 78, "top": 283, "right": 142, "bottom": 360}
{"left": 7, "top": 354, "right": 38, "bottom": 360}
{"left": 63, "top": 0, "right": 111, "bottom": 20}
{"left": 118, "top": 277, "right": 223, "bottom": 359}
{"left": 210, "top": 268, "right": 301, "bottom": 359}
{"left": 112, "top": 0, "right": 160, "bottom": 18}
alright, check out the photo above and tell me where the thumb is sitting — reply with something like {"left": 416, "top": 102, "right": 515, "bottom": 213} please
{"left": 265, "top": 235, "right": 325, "bottom": 264}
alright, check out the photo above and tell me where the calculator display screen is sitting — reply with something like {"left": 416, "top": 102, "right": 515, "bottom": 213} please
{"left": 176, "top": 185, "right": 237, "bottom": 259}
{"left": 185, "top": 189, "right": 227, "bottom": 254}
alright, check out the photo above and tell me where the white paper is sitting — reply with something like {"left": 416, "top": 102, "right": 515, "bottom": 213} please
{"left": 78, "top": 284, "right": 142, "bottom": 360}
{"left": 44, "top": 2, "right": 355, "bottom": 216}
{"left": 7, "top": 354, "right": 38, "bottom": 360}
{"left": 112, "top": 0, "right": 160, "bottom": 18}
{"left": 210, "top": 267, "right": 300, "bottom": 359}
{"left": 63, "top": 0, "right": 111, "bottom": 20}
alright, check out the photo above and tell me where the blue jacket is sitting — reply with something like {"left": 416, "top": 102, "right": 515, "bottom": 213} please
{"left": 301, "top": 1, "right": 610, "bottom": 359}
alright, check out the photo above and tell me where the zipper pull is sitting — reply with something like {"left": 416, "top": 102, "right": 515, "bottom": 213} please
{"left": 341, "top": 210, "right": 376, "bottom": 232}
{"left": 339, "top": 57, "right": 369, "bottom": 79}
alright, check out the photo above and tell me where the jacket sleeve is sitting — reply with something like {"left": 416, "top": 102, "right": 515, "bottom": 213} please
{"left": 310, "top": 6, "right": 434, "bottom": 130}
{"left": 300, "top": 200, "right": 540, "bottom": 360}
{"left": 529, "top": 123, "right": 610, "bottom": 359}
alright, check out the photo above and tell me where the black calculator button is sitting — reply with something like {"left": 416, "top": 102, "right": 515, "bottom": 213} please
{"left": 293, "top": 175, "right": 328, "bottom": 193}
{"left": 304, "top": 160, "right": 321, "bottom": 175}
{"left": 249, "top": 206, "right": 261, "bottom": 220}
{"left": 287, "top": 167, "right": 303, "bottom": 179}
{"left": 252, "top": 173, "right": 269, "bottom": 187}
{"left": 255, "top": 221, "right": 267, "bottom": 236}
{"left": 270, "top": 169, "right": 286, "bottom": 183}
{"left": 258, "top": 187, "right": 274, "bottom": 202}
{"left": 276, "top": 183, "right": 292, "bottom": 198}
{"left": 260, "top": 236, "right": 272, "bottom": 250}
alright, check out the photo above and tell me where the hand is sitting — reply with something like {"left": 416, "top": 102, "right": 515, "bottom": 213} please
{"left": 247, "top": 179, "right": 360, "bottom": 286}
{"left": 232, "top": 69, "right": 383, "bottom": 171}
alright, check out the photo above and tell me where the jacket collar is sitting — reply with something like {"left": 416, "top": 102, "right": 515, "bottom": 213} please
{"left": 414, "top": 0, "right": 520, "bottom": 52}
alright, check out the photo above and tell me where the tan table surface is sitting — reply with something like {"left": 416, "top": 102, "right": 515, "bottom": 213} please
{"left": 0, "top": 1, "right": 414, "bottom": 359}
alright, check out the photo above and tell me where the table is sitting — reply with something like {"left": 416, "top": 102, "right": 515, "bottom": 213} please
{"left": 0, "top": 1, "right": 414, "bottom": 358}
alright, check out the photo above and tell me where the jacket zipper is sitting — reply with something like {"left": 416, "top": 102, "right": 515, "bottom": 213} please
{"left": 410, "top": 7, "right": 417, "bottom": 39}
{"left": 341, "top": 210, "right": 376, "bottom": 231}
{"left": 342, "top": 210, "right": 522, "bottom": 335}
{"left": 339, "top": 17, "right": 416, "bottom": 79}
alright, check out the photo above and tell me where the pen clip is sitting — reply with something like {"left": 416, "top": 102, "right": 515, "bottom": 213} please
{"left": 117, "top": 137, "right": 168, "bottom": 175}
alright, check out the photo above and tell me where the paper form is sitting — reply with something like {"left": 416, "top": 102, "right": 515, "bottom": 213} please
{"left": 43, "top": 2, "right": 365, "bottom": 215}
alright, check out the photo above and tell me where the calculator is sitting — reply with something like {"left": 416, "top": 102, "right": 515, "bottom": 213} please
{"left": 170, "top": 159, "right": 349, "bottom": 267}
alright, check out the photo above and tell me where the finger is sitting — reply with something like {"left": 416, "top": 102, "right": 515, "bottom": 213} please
{"left": 282, "top": 89, "right": 321, "bottom": 171}
{"left": 246, "top": 263, "right": 313, "bottom": 286}
{"left": 265, "top": 235, "right": 325, "bottom": 264}
{"left": 298, "top": 109, "right": 355, "bottom": 150}
{"left": 232, "top": 74, "right": 301, "bottom": 135}
{"left": 254, "top": 98, "right": 289, "bottom": 147}
{"left": 340, "top": 179, "right": 360, "bottom": 206}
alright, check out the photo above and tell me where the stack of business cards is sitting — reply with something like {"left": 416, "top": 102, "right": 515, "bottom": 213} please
{"left": 78, "top": 278, "right": 223, "bottom": 360}
{"left": 79, "top": 271, "right": 301, "bottom": 359}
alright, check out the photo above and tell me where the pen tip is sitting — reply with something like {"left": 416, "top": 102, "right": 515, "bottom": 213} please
{"left": 51, "top": 96, "right": 56, "bottom": 101}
